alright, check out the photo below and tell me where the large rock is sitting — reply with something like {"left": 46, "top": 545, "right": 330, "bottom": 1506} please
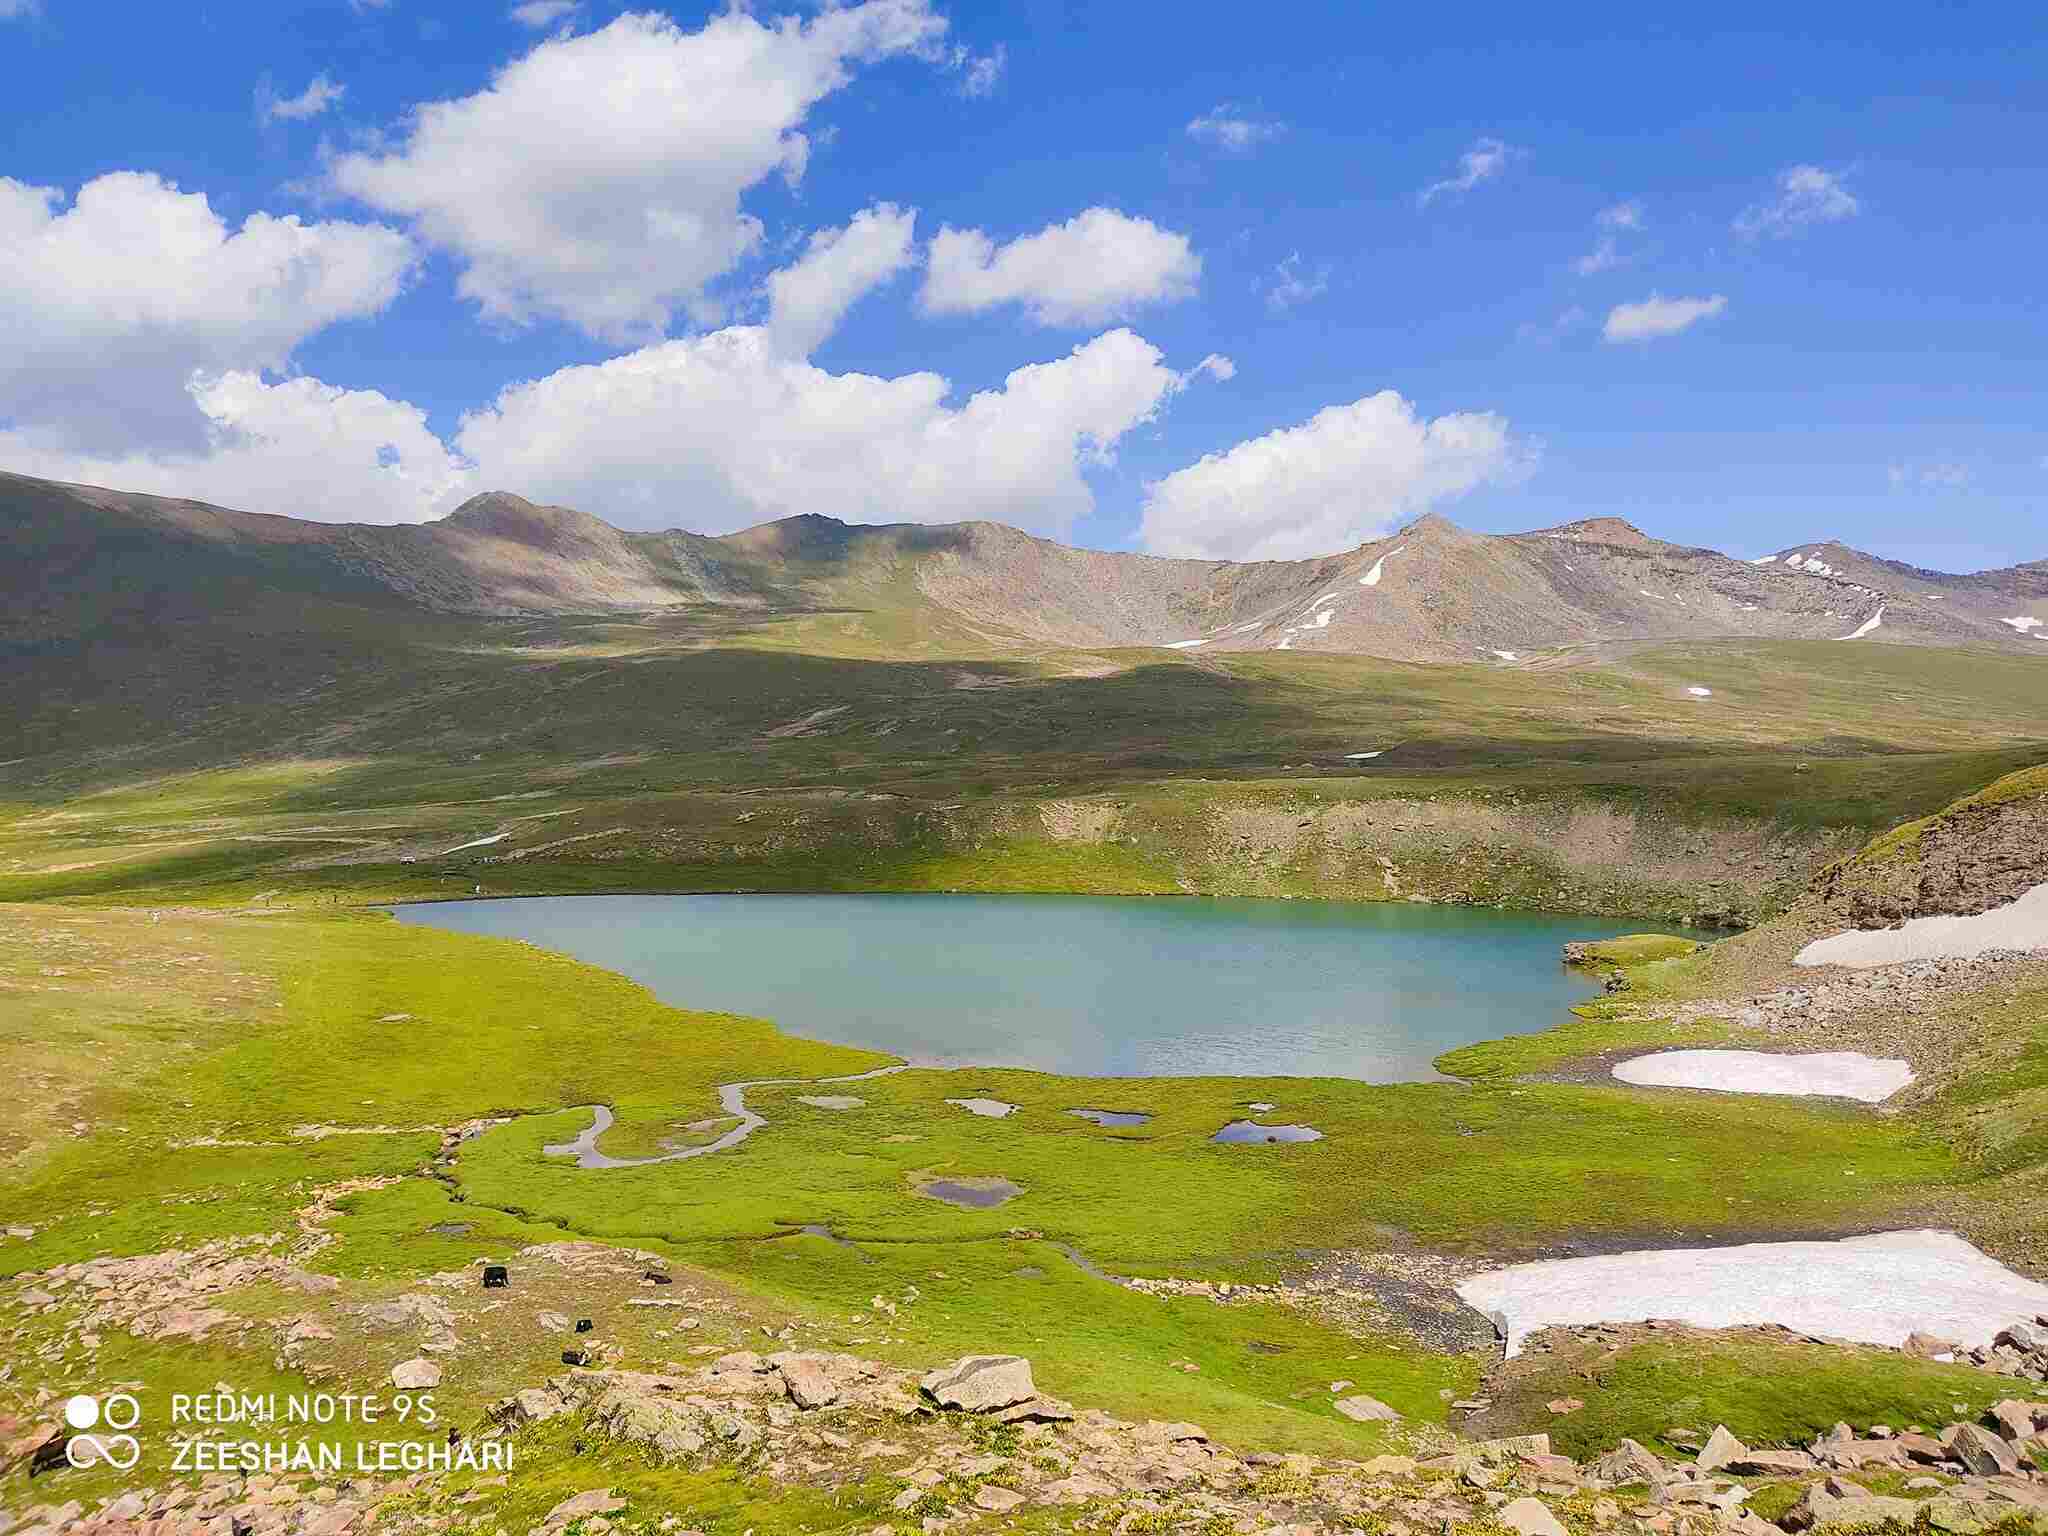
{"left": 773, "top": 1353, "right": 840, "bottom": 1410}
{"left": 919, "top": 1355, "right": 1037, "bottom": 1412}
{"left": 1696, "top": 1424, "right": 1745, "bottom": 1473}
{"left": 1726, "top": 1448, "right": 1816, "bottom": 1477}
{"left": 589, "top": 1379, "right": 705, "bottom": 1461}
{"left": 1498, "top": 1496, "right": 1568, "bottom": 1536}
{"left": 1988, "top": 1399, "right": 2046, "bottom": 1441}
{"left": 1947, "top": 1422, "right": 2019, "bottom": 1476}
{"left": 390, "top": 1357, "right": 441, "bottom": 1390}
{"left": 1782, "top": 1482, "right": 1921, "bottom": 1532}
{"left": 1591, "top": 1438, "right": 1666, "bottom": 1487}
{"left": 1334, "top": 1394, "right": 1401, "bottom": 1423}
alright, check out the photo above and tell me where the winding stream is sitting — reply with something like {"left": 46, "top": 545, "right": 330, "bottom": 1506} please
{"left": 542, "top": 1064, "right": 908, "bottom": 1168}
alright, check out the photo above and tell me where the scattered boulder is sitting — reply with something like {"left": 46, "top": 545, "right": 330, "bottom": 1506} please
{"left": 1499, "top": 1495, "right": 1569, "bottom": 1536}
{"left": 1947, "top": 1421, "right": 2020, "bottom": 1476}
{"left": 1696, "top": 1424, "right": 1745, "bottom": 1473}
{"left": 1592, "top": 1438, "right": 1667, "bottom": 1487}
{"left": 1333, "top": 1394, "right": 1401, "bottom": 1423}
{"left": 919, "top": 1354, "right": 1036, "bottom": 1412}
{"left": 389, "top": 1357, "right": 441, "bottom": 1390}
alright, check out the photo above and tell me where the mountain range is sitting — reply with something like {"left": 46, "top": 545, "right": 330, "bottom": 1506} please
{"left": 5, "top": 468, "right": 2045, "bottom": 664}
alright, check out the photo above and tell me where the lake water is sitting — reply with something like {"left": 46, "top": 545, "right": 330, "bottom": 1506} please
{"left": 390, "top": 893, "right": 1660, "bottom": 1081}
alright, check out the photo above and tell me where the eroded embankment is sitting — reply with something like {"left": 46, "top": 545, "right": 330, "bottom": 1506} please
{"left": 395, "top": 782, "right": 1863, "bottom": 927}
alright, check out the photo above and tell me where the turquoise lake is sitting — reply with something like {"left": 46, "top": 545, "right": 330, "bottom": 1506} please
{"left": 391, "top": 893, "right": 1663, "bottom": 1081}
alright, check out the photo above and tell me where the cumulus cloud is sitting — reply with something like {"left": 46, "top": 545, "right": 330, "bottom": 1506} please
{"left": 1418, "top": 137, "right": 1515, "bottom": 207}
{"left": 328, "top": 3, "right": 946, "bottom": 342}
{"left": 1186, "top": 106, "right": 1285, "bottom": 153}
{"left": 508, "top": 0, "right": 577, "bottom": 25}
{"left": 1264, "top": 252, "right": 1328, "bottom": 312}
{"left": 1602, "top": 292, "right": 1726, "bottom": 343}
{"left": 1139, "top": 391, "right": 1524, "bottom": 560}
{"left": 764, "top": 202, "right": 917, "bottom": 356}
{"left": 921, "top": 208, "right": 1199, "bottom": 326}
{"left": 259, "top": 74, "right": 346, "bottom": 122}
{"left": 0, "top": 171, "right": 414, "bottom": 454}
{"left": 0, "top": 371, "right": 472, "bottom": 525}
{"left": 454, "top": 325, "right": 1209, "bottom": 535}
{"left": 1735, "top": 164, "right": 1859, "bottom": 239}
{"left": 14, "top": 322, "right": 1219, "bottom": 533}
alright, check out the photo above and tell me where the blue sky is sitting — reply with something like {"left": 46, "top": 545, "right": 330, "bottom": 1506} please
{"left": 2, "top": 0, "right": 2043, "bottom": 568}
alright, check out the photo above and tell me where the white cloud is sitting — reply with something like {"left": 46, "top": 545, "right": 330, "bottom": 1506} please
{"left": 1574, "top": 237, "right": 1620, "bottom": 276}
{"left": 1186, "top": 106, "right": 1285, "bottom": 153}
{"left": 0, "top": 171, "right": 414, "bottom": 454}
{"left": 1574, "top": 201, "right": 1644, "bottom": 274}
{"left": 764, "top": 202, "right": 917, "bottom": 356}
{"left": 329, "top": 3, "right": 946, "bottom": 342}
{"left": 13, "top": 326, "right": 1220, "bottom": 534}
{"left": 1517, "top": 305, "right": 1588, "bottom": 345}
{"left": 921, "top": 208, "right": 1199, "bottom": 326}
{"left": 2, "top": 0, "right": 43, "bottom": 18}
{"left": 1602, "top": 292, "right": 1727, "bottom": 343}
{"left": 508, "top": 0, "right": 577, "bottom": 26}
{"left": 260, "top": 74, "right": 346, "bottom": 122}
{"left": 1264, "top": 252, "right": 1328, "bottom": 312}
{"left": 454, "top": 326, "right": 1210, "bottom": 535}
{"left": 1418, "top": 137, "right": 1515, "bottom": 207}
{"left": 1735, "top": 164, "right": 1859, "bottom": 239}
{"left": 349, "top": 0, "right": 391, "bottom": 12}
{"left": 1888, "top": 461, "right": 1970, "bottom": 493}
{"left": 943, "top": 41, "right": 1005, "bottom": 96}
{"left": 0, "top": 371, "right": 472, "bottom": 525}
{"left": 1138, "top": 391, "right": 1524, "bottom": 560}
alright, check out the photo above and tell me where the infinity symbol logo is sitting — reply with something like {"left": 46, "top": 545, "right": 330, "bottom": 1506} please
{"left": 63, "top": 1394, "right": 142, "bottom": 1470}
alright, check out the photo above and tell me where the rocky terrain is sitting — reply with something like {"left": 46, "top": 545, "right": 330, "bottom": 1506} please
{"left": 6, "top": 1309, "right": 2048, "bottom": 1536}
{"left": 7, "top": 470, "right": 2045, "bottom": 663}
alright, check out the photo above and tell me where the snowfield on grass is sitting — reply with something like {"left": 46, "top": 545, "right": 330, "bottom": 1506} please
{"left": 442, "top": 832, "right": 509, "bottom": 854}
{"left": 1612, "top": 1049, "right": 1913, "bottom": 1103}
{"left": 1457, "top": 1229, "right": 2048, "bottom": 1357}
{"left": 1838, "top": 607, "right": 1884, "bottom": 640}
{"left": 2002, "top": 616, "right": 2042, "bottom": 633}
{"left": 1687, "top": 686, "right": 1713, "bottom": 697}
{"left": 1345, "top": 749, "right": 1387, "bottom": 760}
{"left": 1796, "top": 881, "right": 2048, "bottom": 968}
{"left": 1164, "top": 638, "right": 1207, "bottom": 649}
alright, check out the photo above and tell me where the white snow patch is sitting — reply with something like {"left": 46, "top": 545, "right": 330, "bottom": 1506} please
{"left": 1796, "top": 881, "right": 2048, "bottom": 969}
{"left": 1751, "top": 555, "right": 1779, "bottom": 565}
{"left": 1838, "top": 607, "right": 1884, "bottom": 640}
{"left": 1358, "top": 546, "right": 1403, "bottom": 587}
{"left": 1309, "top": 608, "right": 1335, "bottom": 629}
{"left": 2002, "top": 616, "right": 2043, "bottom": 633}
{"left": 1164, "top": 638, "right": 1208, "bottom": 649}
{"left": 1491, "top": 650, "right": 1518, "bottom": 662}
{"left": 443, "top": 832, "right": 510, "bottom": 854}
{"left": 1638, "top": 589, "right": 1662, "bottom": 600}
{"left": 1344, "top": 750, "right": 1388, "bottom": 760}
{"left": 1457, "top": 1229, "right": 2048, "bottom": 1357}
{"left": 1230, "top": 621, "right": 1263, "bottom": 635}
{"left": 1686, "top": 686, "right": 1713, "bottom": 697}
{"left": 945, "top": 1097, "right": 1016, "bottom": 1118}
{"left": 1275, "top": 635, "right": 1294, "bottom": 650}
{"left": 1612, "top": 1049, "right": 1913, "bottom": 1103}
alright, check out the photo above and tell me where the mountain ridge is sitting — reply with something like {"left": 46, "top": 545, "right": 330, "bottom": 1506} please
{"left": 4, "top": 467, "right": 2045, "bottom": 663}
